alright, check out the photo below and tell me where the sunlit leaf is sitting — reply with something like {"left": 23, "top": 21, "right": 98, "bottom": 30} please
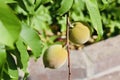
{"left": 16, "top": 37, "right": 29, "bottom": 72}
{"left": 15, "top": 0, "right": 28, "bottom": 13}
{"left": 0, "top": 0, "right": 16, "bottom": 3}
{"left": 0, "top": 3, "right": 21, "bottom": 48}
{"left": 85, "top": 0, "right": 103, "bottom": 40}
{"left": 0, "top": 45, "right": 6, "bottom": 79}
{"left": 34, "top": 0, "right": 41, "bottom": 11}
{"left": 56, "top": 0, "right": 73, "bottom": 15}
{"left": 20, "top": 23, "right": 43, "bottom": 58}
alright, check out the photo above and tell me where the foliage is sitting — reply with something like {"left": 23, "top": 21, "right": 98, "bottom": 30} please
{"left": 0, "top": 0, "right": 120, "bottom": 79}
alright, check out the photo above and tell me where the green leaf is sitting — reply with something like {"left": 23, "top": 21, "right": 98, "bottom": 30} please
{"left": 34, "top": 0, "right": 41, "bottom": 11}
{"left": 56, "top": 0, "right": 73, "bottom": 15}
{"left": 6, "top": 53, "right": 18, "bottom": 80}
{"left": 20, "top": 23, "right": 43, "bottom": 58}
{"left": 85, "top": 0, "right": 103, "bottom": 40}
{"left": 22, "top": 0, "right": 35, "bottom": 14}
{"left": 32, "top": 5, "right": 51, "bottom": 33}
{"left": 2, "top": 63, "right": 11, "bottom": 80}
{"left": 8, "top": 68, "right": 18, "bottom": 80}
{"left": 0, "top": 3, "right": 21, "bottom": 48}
{"left": 71, "top": 0, "right": 85, "bottom": 21}
{"left": 41, "top": 0, "right": 52, "bottom": 4}
{"left": 15, "top": 0, "right": 28, "bottom": 13}
{"left": 0, "top": 0, "right": 16, "bottom": 3}
{"left": 2, "top": 71, "right": 11, "bottom": 80}
{"left": 16, "top": 37, "right": 29, "bottom": 72}
{"left": 0, "top": 45, "right": 6, "bottom": 79}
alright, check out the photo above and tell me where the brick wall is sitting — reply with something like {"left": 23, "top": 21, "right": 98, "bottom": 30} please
{"left": 27, "top": 35, "right": 120, "bottom": 80}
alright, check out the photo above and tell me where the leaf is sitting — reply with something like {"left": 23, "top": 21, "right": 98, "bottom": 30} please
{"left": 2, "top": 71, "right": 11, "bottom": 80}
{"left": 16, "top": 37, "right": 29, "bottom": 72}
{"left": 8, "top": 66, "right": 18, "bottom": 80}
{"left": 56, "top": 0, "right": 73, "bottom": 16}
{"left": 41, "top": 0, "right": 52, "bottom": 4}
{"left": 85, "top": 0, "right": 103, "bottom": 40}
{"left": 23, "top": 72, "right": 29, "bottom": 80}
{"left": 20, "top": 23, "right": 43, "bottom": 58}
{"left": 71, "top": 0, "right": 85, "bottom": 21}
{"left": 0, "top": 0, "right": 16, "bottom": 3}
{"left": 6, "top": 52, "right": 18, "bottom": 80}
{"left": 22, "top": 0, "right": 35, "bottom": 14}
{"left": 32, "top": 5, "right": 51, "bottom": 33}
{"left": 0, "top": 45, "right": 6, "bottom": 79}
{"left": 34, "top": 0, "right": 41, "bottom": 11}
{"left": 2, "top": 63, "right": 11, "bottom": 80}
{"left": 0, "top": 3, "right": 21, "bottom": 48}
{"left": 15, "top": 0, "right": 28, "bottom": 13}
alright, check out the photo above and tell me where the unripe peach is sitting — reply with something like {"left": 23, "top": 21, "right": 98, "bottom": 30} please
{"left": 69, "top": 22, "right": 90, "bottom": 44}
{"left": 43, "top": 44, "right": 67, "bottom": 69}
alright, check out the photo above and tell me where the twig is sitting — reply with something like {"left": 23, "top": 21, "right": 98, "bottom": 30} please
{"left": 66, "top": 13, "right": 71, "bottom": 80}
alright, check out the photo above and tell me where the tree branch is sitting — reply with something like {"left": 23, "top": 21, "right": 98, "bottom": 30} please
{"left": 66, "top": 13, "right": 71, "bottom": 80}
